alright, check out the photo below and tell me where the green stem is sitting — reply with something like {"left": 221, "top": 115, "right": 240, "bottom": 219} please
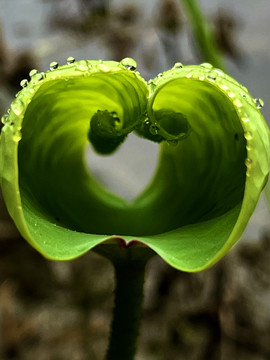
{"left": 106, "top": 260, "right": 146, "bottom": 360}
{"left": 181, "top": 0, "right": 224, "bottom": 69}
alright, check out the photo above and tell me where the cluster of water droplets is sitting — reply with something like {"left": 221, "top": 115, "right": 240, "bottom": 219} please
{"left": 17, "top": 57, "right": 77, "bottom": 89}
{"left": 49, "top": 57, "right": 75, "bottom": 71}
{"left": 141, "top": 112, "right": 186, "bottom": 147}
{"left": 239, "top": 104, "right": 254, "bottom": 173}
{"left": 2, "top": 56, "right": 139, "bottom": 129}
{"left": 0, "top": 57, "right": 79, "bottom": 143}
{"left": 140, "top": 113, "right": 160, "bottom": 140}
{"left": 149, "top": 61, "right": 266, "bottom": 174}
{"left": 188, "top": 63, "right": 265, "bottom": 169}
{"left": 95, "top": 110, "right": 123, "bottom": 136}
{"left": 1, "top": 56, "right": 266, "bottom": 170}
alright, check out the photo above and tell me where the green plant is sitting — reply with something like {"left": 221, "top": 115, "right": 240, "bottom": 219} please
{"left": 0, "top": 56, "right": 269, "bottom": 359}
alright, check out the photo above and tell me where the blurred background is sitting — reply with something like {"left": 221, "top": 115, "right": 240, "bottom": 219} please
{"left": 0, "top": 0, "right": 270, "bottom": 359}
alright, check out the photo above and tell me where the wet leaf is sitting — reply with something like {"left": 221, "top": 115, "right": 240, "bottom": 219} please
{"left": 0, "top": 59, "right": 269, "bottom": 272}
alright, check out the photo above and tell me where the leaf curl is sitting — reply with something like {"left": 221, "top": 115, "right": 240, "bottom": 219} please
{"left": 0, "top": 59, "right": 269, "bottom": 272}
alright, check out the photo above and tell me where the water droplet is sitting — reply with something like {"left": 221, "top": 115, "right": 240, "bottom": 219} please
{"left": 148, "top": 80, "right": 156, "bottom": 90}
{"left": 1, "top": 114, "right": 9, "bottom": 124}
{"left": 99, "top": 63, "right": 111, "bottom": 72}
{"left": 245, "top": 158, "right": 253, "bottom": 168}
{"left": 29, "top": 69, "right": 38, "bottom": 77}
{"left": 111, "top": 111, "right": 120, "bottom": 121}
{"left": 67, "top": 56, "right": 75, "bottom": 64}
{"left": 50, "top": 61, "right": 59, "bottom": 70}
{"left": 13, "top": 131, "right": 22, "bottom": 142}
{"left": 186, "top": 73, "right": 192, "bottom": 78}
{"left": 227, "top": 92, "right": 235, "bottom": 98}
{"left": 244, "top": 131, "right": 252, "bottom": 141}
{"left": 255, "top": 98, "right": 264, "bottom": 109}
{"left": 200, "top": 63, "right": 213, "bottom": 70}
{"left": 149, "top": 125, "right": 159, "bottom": 136}
{"left": 32, "top": 72, "right": 45, "bottom": 83}
{"left": 219, "top": 84, "right": 228, "bottom": 91}
{"left": 75, "top": 60, "right": 89, "bottom": 71}
{"left": 166, "top": 139, "right": 178, "bottom": 146}
{"left": 215, "top": 69, "right": 224, "bottom": 76}
{"left": 120, "top": 57, "right": 137, "bottom": 71}
{"left": 157, "top": 73, "right": 164, "bottom": 78}
{"left": 241, "top": 117, "right": 249, "bottom": 123}
{"left": 173, "top": 62, "right": 183, "bottom": 69}
{"left": 207, "top": 71, "right": 217, "bottom": 81}
{"left": 111, "top": 112, "right": 121, "bottom": 125}
{"left": 233, "top": 99, "right": 242, "bottom": 108}
{"left": 11, "top": 99, "right": 24, "bottom": 116}
{"left": 20, "top": 79, "right": 28, "bottom": 88}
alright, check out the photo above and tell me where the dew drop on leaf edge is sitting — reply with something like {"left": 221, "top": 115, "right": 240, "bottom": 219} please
{"left": 173, "top": 62, "right": 183, "bottom": 69}
{"left": 200, "top": 62, "right": 213, "bottom": 70}
{"left": 50, "top": 61, "right": 59, "bottom": 70}
{"left": 1, "top": 114, "right": 8, "bottom": 125}
{"left": 245, "top": 158, "right": 253, "bottom": 168}
{"left": 20, "top": 79, "right": 28, "bottom": 88}
{"left": 11, "top": 99, "right": 24, "bottom": 116}
{"left": 244, "top": 131, "right": 252, "bottom": 141}
{"left": 120, "top": 57, "right": 137, "bottom": 71}
{"left": 13, "top": 131, "right": 22, "bottom": 142}
{"left": 149, "top": 125, "right": 159, "bottom": 136}
{"left": 255, "top": 98, "right": 264, "bottom": 109}
{"left": 167, "top": 139, "right": 178, "bottom": 146}
{"left": 67, "top": 56, "right": 75, "bottom": 64}
{"left": 29, "top": 69, "right": 38, "bottom": 77}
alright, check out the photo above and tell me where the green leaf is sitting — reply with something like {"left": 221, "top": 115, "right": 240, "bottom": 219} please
{"left": 0, "top": 59, "right": 269, "bottom": 271}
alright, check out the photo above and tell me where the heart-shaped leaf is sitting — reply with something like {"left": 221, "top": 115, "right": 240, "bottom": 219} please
{"left": 0, "top": 59, "right": 269, "bottom": 271}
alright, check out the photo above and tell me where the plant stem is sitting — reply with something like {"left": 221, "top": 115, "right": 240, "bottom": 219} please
{"left": 181, "top": 0, "right": 224, "bottom": 69}
{"left": 106, "top": 259, "right": 146, "bottom": 360}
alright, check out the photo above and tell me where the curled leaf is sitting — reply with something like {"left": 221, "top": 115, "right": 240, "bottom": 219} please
{"left": 0, "top": 59, "right": 269, "bottom": 272}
